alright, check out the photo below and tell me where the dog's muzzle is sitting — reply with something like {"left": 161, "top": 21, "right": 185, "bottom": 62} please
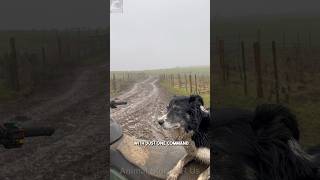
{"left": 158, "top": 113, "right": 167, "bottom": 125}
{"left": 157, "top": 114, "right": 182, "bottom": 129}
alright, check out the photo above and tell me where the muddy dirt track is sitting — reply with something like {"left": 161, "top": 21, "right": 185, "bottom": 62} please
{"left": 0, "top": 63, "right": 108, "bottom": 180}
{"left": 111, "top": 77, "right": 172, "bottom": 140}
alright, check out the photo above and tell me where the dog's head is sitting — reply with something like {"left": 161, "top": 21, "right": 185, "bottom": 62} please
{"left": 158, "top": 95, "right": 209, "bottom": 139}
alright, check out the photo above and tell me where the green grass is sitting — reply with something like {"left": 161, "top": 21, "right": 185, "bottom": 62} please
{"left": 143, "top": 65, "right": 210, "bottom": 76}
{"left": 144, "top": 66, "right": 210, "bottom": 106}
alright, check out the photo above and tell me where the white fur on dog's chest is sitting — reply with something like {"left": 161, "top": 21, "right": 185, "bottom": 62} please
{"left": 183, "top": 138, "right": 210, "bottom": 165}
{"left": 195, "top": 147, "right": 210, "bottom": 164}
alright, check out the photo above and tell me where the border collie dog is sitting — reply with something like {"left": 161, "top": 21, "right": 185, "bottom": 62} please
{"left": 211, "top": 104, "right": 320, "bottom": 180}
{"left": 158, "top": 95, "right": 211, "bottom": 180}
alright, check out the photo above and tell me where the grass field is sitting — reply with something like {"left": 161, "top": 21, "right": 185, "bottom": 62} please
{"left": 151, "top": 66, "right": 210, "bottom": 106}
{"left": 143, "top": 65, "right": 210, "bottom": 75}
{"left": 161, "top": 81, "right": 210, "bottom": 106}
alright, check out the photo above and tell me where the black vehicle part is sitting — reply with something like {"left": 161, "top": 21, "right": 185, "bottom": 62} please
{"left": 110, "top": 168, "right": 128, "bottom": 180}
{"left": 23, "top": 127, "right": 55, "bottom": 137}
{"left": 110, "top": 118, "right": 123, "bottom": 145}
{"left": 110, "top": 100, "right": 127, "bottom": 109}
{"left": 0, "top": 123, "right": 55, "bottom": 149}
{"left": 0, "top": 123, "right": 24, "bottom": 149}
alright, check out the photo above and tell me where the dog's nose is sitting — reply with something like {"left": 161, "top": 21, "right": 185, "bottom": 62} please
{"left": 158, "top": 119, "right": 164, "bottom": 125}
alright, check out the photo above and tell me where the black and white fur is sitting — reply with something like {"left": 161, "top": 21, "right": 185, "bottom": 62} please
{"left": 211, "top": 104, "right": 320, "bottom": 180}
{"left": 158, "top": 95, "right": 211, "bottom": 180}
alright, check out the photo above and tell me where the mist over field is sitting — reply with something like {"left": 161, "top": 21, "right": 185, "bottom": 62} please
{"left": 111, "top": 0, "right": 210, "bottom": 71}
{"left": 213, "top": 0, "right": 320, "bottom": 17}
{"left": 0, "top": 0, "right": 107, "bottom": 29}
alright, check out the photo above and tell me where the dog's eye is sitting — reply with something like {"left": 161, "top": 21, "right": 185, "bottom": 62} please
{"left": 166, "top": 106, "right": 169, "bottom": 110}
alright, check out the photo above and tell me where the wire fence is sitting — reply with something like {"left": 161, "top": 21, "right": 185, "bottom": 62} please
{"left": 0, "top": 29, "right": 107, "bottom": 95}
{"left": 212, "top": 34, "right": 320, "bottom": 104}
{"left": 159, "top": 73, "right": 210, "bottom": 95}
{"left": 110, "top": 72, "right": 146, "bottom": 95}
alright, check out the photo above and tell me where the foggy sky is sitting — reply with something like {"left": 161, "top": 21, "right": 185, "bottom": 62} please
{"left": 213, "top": 0, "right": 320, "bottom": 17}
{"left": 111, "top": 0, "right": 210, "bottom": 71}
{"left": 0, "top": 0, "right": 108, "bottom": 29}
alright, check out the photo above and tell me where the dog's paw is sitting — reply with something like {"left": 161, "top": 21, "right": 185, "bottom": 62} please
{"left": 197, "top": 174, "right": 210, "bottom": 180}
{"left": 166, "top": 170, "right": 180, "bottom": 180}
{"left": 197, "top": 167, "right": 210, "bottom": 180}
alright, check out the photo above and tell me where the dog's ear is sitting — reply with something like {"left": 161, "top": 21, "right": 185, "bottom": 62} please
{"left": 189, "top": 95, "right": 204, "bottom": 106}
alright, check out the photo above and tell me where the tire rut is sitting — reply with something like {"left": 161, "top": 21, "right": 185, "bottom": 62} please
{"left": 111, "top": 76, "right": 172, "bottom": 140}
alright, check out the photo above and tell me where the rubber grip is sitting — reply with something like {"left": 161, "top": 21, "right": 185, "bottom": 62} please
{"left": 23, "top": 127, "right": 55, "bottom": 137}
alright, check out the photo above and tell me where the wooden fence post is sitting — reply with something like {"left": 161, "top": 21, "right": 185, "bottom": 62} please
{"left": 185, "top": 74, "right": 188, "bottom": 93}
{"left": 173, "top": 74, "right": 175, "bottom": 87}
{"left": 195, "top": 74, "right": 198, "bottom": 94}
{"left": 253, "top": 42, "right": 263, "bottom": 98}
{"left": 112, "top": 73, "right": 116, "bottom": 92}
{"left": 189, "top": 74, "right": 192, "bottom": 94}
{"left": 241, "top": 41, "right": 248, "bottom": 96}
{"left": 171, "top": 74, "right": 174, "bottom": 87}
{"left": 178, "top": 73, "right": 182, "bottom": 88}
{"left": 199, "top": 75, "right": 203, "bottom": 94}
{"left": 272, "top": 41, "right": 280, "bottom": 103}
